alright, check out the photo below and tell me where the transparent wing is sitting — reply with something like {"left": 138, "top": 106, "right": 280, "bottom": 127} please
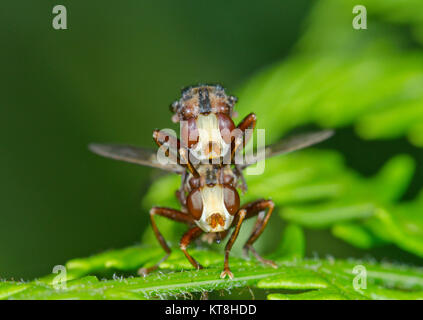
{"left": 241, "top": 130, "right": 334, "bottom": 169}
{"left": 89, "top": 143, "right": 184, "bottom": 174}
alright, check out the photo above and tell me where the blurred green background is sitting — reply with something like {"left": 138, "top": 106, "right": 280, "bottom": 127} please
{"left": 1, "top": 0, "right": 423, "bottom": 280}
{"left": 0, "top": 0, "right": 310, "bottom": 279}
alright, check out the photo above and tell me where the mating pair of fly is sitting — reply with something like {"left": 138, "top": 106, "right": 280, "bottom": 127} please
{"left": 89, "top": 84, "right": 333, "bottom": 279}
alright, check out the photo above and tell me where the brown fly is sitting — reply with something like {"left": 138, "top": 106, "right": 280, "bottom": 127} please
{"left": 89, "top": 84, "right": 333, "bottom": 279}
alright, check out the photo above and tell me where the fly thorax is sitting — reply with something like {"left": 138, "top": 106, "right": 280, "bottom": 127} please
{"left": 194, "top": 185, "right": 234, "bottom": 232}
{"left": 191, "top": 114, "right": 230, "bottom": 161}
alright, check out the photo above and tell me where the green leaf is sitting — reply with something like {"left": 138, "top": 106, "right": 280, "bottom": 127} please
{"left": 3, "top": 247, "right": 423, "bottom": 300}
{"left": 264, "top": 259, "right": 423, "bottom": 300}
{"left": 368, "top": 206, "right": 423, "bottom": 257}
{"left": 268, "top": 289, "right": 346, "bottom": 300}
{"left": 282, "top": 203, "right": 375, "bottom": 228}
{"left": 235, "top": 0, "right": 423, "bottom": 148}
{"left": 270, "top": 224, "right": 305, "bottom": 260}
{"left": 331, "top": 223, "right": 386, "bottom": 249}
{"left": 2, "top": 212, "right": 423, "bottom": 300}
{"left": 257, "top": 267, "right": 328, "bottom": 289}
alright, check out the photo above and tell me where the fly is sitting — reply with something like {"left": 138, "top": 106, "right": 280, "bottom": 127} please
{"left": 89, "top": 84, "right": 333, "bottom": 279}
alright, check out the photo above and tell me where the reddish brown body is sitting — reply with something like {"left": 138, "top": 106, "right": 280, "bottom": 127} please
{"left": 145, "top": 85, "right": 276, "bottom": 279}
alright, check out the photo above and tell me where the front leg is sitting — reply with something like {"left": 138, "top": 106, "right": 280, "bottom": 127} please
{"left": 221, "top": 209, "right": 247, "bottom": 279}
{"left": 180, "top": 227, "right": 203, "bottom": 269}
{"left": 138, "top": 207, "right": 193, "bottom": 276}
{"left": 233, "top": 164, "right": 248, "bottom": 194}
{"left": 230, "top": 112, "right": 256, "bottom": 162}
{"left": 241, "top": 199, "right": 277, "bottom": 268}
{"left": 175, "top": 170, "right": 188, "bottom": 209}
{"left": 230, "top": 113, "right": 256, "bottom": 192}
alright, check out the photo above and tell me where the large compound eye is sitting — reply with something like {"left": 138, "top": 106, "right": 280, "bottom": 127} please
{"left": 181, "top": 118, "right": 199, "bottom": 148}
{"left": 217, "top": 113, "right": 235, "bottom": 144}
{"left": 187, "top": 189, "right": 203, "bottom": 220}
{"left": 223, "top": 186, "right": 240, "bottom": 216}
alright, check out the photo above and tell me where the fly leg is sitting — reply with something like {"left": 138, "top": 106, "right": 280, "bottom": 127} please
{"left": 138, "top": 207, "right": 193, "bottom": 276}
{"left": 234, "top": 164, "right": 248, "bottom": 194}
{"left": 230, "top": 113, "right": 256, "bottom": 192}
{"left": 241, "top": 199, "right": 277, "bottom": 268}
{"left": 231, "top": 112, "right": 257, "bottom": 159}
{"left": 175, "top": 170, "right": 188, "bottom": 208}
{"left": 221, "top": 209, "right": 247, "bottom": 279}
{"left": 180, "top": 227, "right": 203, "bottom": 269}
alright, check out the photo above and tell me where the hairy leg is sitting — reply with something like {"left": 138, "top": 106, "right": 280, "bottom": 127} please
{"left": 230, "top": 113, "right": 256, "bottom": 192}
{"left": 233, "top": 164, "right": 248, "bottom": 194}
{"left": 221, "top": 209, "right": 247, "bottom": 279}
{"left": 231, "top": 112, "right": 256, "bottom": 161}
{"left": 138, "top": 207, "right": 193, "bottom": 276}
{"left": 180, "top": 227, "right": 203, "bottom": 269}
{"left": 241, "top": 199, "right": 277, "bottom": 268}
{"left": 175, "top": 170, "right": 188, "bottom": 208}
